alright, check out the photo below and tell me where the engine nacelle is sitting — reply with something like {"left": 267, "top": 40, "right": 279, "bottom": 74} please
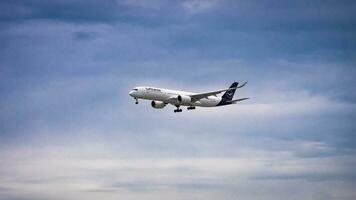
{"left": 177, "top": 95, "right": 192, "bottom": 105}
{"left": 151, "top": 101, "right": 166, "bottom": 109}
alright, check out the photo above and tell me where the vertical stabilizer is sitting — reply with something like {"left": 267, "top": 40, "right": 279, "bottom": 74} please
{"left": 221, "top": 82, "right": 238, "bottom": 101}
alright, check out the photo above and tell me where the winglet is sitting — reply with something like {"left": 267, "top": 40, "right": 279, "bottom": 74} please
{"left": 237, "top": 81, "right": 247, "bottom": 88}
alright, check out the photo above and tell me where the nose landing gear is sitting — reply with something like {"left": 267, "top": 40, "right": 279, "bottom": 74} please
{"left": 134, "top": 98, "right": 138, "bottom": 104}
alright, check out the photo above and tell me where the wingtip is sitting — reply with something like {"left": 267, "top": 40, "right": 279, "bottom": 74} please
{"left": 237, "top": 81, "right": 248, "bottom": 88}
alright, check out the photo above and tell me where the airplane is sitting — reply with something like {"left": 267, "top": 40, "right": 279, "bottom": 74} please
{"left": 129, "top": 82, "right": 249, "bottom": 113}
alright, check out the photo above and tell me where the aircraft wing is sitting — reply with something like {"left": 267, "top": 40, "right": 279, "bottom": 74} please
{"left": 189, "top": 87, "right": 237, "bottom": 100}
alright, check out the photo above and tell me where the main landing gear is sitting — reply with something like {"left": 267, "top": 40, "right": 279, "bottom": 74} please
{"left": 174, "top": 105, "right": 182, "bottom": 113}
{"left": 174, "top": 108, "right": 183, "bottom": 113}
{"left": 174, "top": 106, "right": 195, "bottom": 112}
{"left": 187, "top": 106, "right": 195, "bottom": 110}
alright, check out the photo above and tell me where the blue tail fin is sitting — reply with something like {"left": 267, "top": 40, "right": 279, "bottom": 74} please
{"left": 221, "top": 82, "right": 238, "bottom": 101}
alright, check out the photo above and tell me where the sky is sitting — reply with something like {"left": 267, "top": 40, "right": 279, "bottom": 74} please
{"left": 0, "top": 0, "right": 356, "bottom": 199}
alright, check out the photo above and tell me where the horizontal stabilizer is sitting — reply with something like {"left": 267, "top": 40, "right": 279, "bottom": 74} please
{"left": 229, "top": 97, "right": 249, "bottom": 104}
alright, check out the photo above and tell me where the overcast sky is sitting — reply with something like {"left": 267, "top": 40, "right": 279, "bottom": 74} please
{"left": 1, "top": 0, "right": 356, "bottom": 200}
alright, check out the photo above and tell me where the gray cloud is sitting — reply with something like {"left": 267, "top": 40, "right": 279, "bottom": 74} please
{"left": 1, "top": 1, "right": 356, "bottom": 200}
{"left": 72, "top": 31, "right": 98, "bottom": 41}
{"left": 1, "top": 0, "right": 355, "bottom": 32}
{"left": 1, "top": 145, "right": 356, "bottom": 199}
{"left": 255, "top": 173, "right": 356, "bottom": 182}
{"left": 0, "top": 0, "right": 120, "bottom": 23}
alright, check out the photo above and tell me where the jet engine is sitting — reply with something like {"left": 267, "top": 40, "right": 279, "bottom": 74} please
{"left": 177, "top": 95, "right": 192, "bottom": 104}
{"left": 151, "top": 101, "right": 166, "bottom": 109}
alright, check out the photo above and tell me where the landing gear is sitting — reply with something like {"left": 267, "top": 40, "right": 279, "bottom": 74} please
{"left": 134, "top": 98, "right": 138, "bottom": 104}
{"left": 174, "top": 105, "right": 182, "bottom": 113}
{"left": 187, "top": 106, "right": 195, "bottom": 110}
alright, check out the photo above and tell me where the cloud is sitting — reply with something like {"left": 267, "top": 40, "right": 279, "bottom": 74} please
{"left": 72, "top": 31, "right": 98, "bottom": 41}
{"left": 0, "top": 0, "right": 121, "bottom": 23}
{"left": 0, "top": 1, "right": 356, "bottom": 200}
{"left": 1, "top": 0, "right": 355, "bottom": 33}
{"left": 182, "top": 0, "right": 220, "bottom": 14}
{"left": 1, "top": 144, "right": 356, "bottom": 200}
{"left": 121, "top": 0, "right": 167, "bottom": 10}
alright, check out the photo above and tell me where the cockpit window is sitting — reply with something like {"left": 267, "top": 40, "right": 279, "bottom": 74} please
{"left": 133, "top": 88, "right": 138, "bottom": 91}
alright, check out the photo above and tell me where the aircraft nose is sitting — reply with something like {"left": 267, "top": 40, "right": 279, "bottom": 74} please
{"left": 129, "top": 91, "right": 135, "bottom": 97}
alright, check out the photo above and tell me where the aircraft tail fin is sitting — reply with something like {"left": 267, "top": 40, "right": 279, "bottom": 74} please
{"left": 221, "top": 82, "right": 238, "bottom": 101}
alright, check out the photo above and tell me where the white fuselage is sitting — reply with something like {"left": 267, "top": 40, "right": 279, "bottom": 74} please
{"left": 129, "top": 86, "right": 221, "bottom": 107}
